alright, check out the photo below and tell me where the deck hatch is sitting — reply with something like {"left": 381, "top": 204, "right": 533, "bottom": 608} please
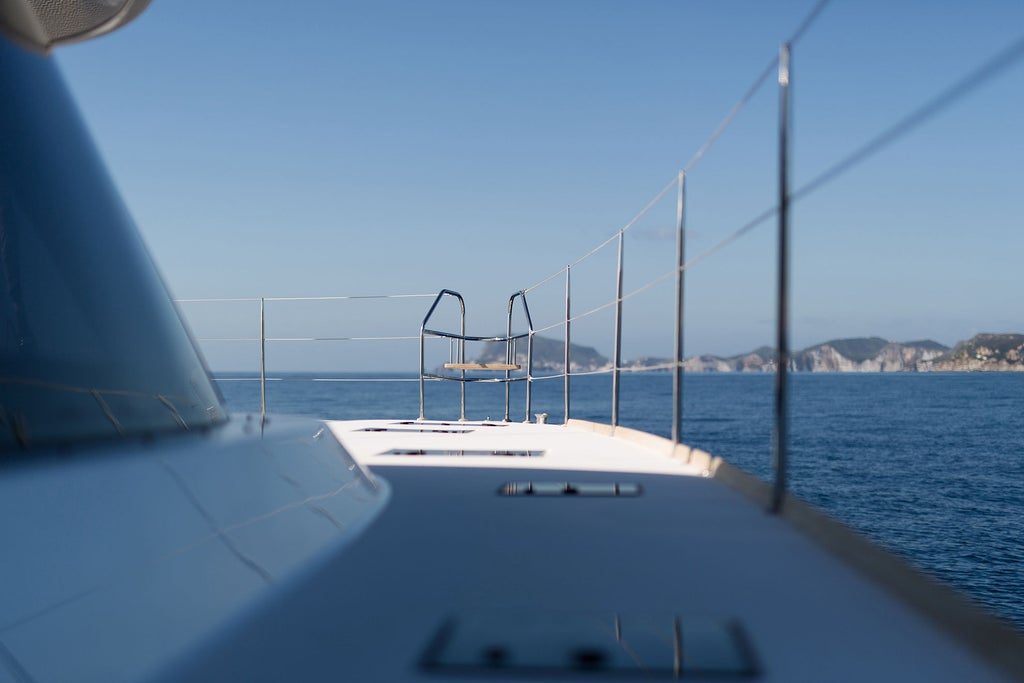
{"left": 358, "top": 427, "right": 473, "bottom": 434}
{"left": 382, "top": 449, "right": 543, "bottom": 457}
{"left": 422, "top": 612, "right": 756, "bottom": 677}
{"left": 392, "top": 421, "right": 507, "bottom": 428}
{"left": 500, "top": 482, "right": 642, "bottom": 497}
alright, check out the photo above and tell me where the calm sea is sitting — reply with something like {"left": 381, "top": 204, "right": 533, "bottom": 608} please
{"left": 217, "top": 371, "right": 1024, "bottom": 631}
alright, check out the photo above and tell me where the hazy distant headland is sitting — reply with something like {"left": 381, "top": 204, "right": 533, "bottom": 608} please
{"left": 474, "top": 333, "right": 1024, "bottom": 373}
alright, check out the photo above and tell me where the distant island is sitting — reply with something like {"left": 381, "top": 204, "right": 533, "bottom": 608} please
{"left": 473, "top": 333, "right": 1024, "bottom": 373}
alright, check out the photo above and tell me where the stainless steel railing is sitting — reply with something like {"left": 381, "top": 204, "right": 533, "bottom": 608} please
{"left": 175, "top": 14, "right": 1019, "bottom": 517}
{"left": 174, "top": 36, "right": 788, "bottom": 522}
{"left": 417, "top": 288, "right": 535, "bottom": 422}
{"left": 175, "top": 293, "right": 433, "bottom": 422}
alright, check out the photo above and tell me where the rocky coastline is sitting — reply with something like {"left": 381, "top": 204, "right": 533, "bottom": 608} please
{"left": 474, "top": 333, "right": 1024, "bottom": 373}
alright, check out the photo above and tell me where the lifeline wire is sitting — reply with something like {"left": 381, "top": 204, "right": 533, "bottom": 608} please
{"left": 567, "top": 300, "right": 619, "bottom": 327}
{"left": 266, "top": 336, "right": 420, "bottom": 342}
{"left": 196, "top": 335, "right": 419, "bottom": 342}
{"left": 683, "top": 206, "right": 778, "bottom": 273}
{"left": 521, "top": 0, "right": 832, "bottom": 296}
{"left": 679, "top": 31, "right": 1024, "bottom": 275}
{"left": 530, "top": 262, "right": 681, "bottom": 335}
{"left": 522, "top": 175, "right": 678, "bottom": 294}
{"left": 792, "top": 33, "right": 1024, "bottom": 203}
{"left": 438, "top": 4, "right": 1022, "bottom": 398}
{"left": 683, "top": 0, "right": 830, "bottom": 173}
{"left": 216, "top": 377, "right": 421, "bottom": 383}
{"left": 681, "top": 60, "right": 775, "bottom": 174}
{"left": 176, "top": 293, "right": 435, "bottom": 303}
{"left": 532, "top": 240, "right": 716, "bottom": 338}
{"left": 543, "top": 29, "right": 1024, "bottom": 339}
{"left": 788, "top": 0, "right": 831, "bottom": 45}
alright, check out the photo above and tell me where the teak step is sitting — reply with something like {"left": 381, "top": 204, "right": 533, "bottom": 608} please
{"left": 444, "top": 362, "right": 521, "bottom": 371}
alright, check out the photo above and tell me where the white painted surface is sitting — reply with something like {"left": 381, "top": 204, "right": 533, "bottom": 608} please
{"left": 329, "top": 419, "right": 706, "bottom": 476}
{"left": 248, "top": 418, "right": 1017, "bottom": 683}
{"left": 3, "top": 417, "right": 1018, "bottom": 682}
{"left": 0, "top": 417, "right": 388, "bottom": 682}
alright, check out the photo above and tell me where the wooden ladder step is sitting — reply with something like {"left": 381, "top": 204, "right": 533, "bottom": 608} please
{"left": 444, "top": 362, "right": 521, "bottom": 371}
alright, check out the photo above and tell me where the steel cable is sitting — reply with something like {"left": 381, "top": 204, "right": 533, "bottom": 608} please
{"left": 176, "top": 293, "right": 435, "bottom": 303}
{"left": 521, "top": 1, "right": 832, "bottom": 296}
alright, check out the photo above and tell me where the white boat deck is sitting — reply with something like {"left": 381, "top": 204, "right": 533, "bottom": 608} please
{"left": 161, "top": 418, "right": 1023, "bottom": 682}
{"left": 329, "top": 418, "right": 708, "bottom": 476}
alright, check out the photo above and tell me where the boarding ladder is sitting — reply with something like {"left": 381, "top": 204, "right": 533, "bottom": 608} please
{"left": 418, "top": 289, "right": 534, "bottom": 422}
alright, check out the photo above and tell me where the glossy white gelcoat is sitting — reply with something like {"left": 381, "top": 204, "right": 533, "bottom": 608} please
{"left": 0, "top": 416, "right": 388, "bottom": 682}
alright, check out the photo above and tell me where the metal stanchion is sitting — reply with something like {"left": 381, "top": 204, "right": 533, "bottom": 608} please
{"left": 612, "top": 232, "right": 624, "bottom": 426}
{"left": 259, "top": 297, "right": 266, "bottom": 422}
{"left": 772, "top": 42, "right": 792, "bottom": 514}
{"left": 564, "top": 266, "right": 571, "bottom": 424}
{"left": 673, "top": 172, "right": 686, "bottom": 445}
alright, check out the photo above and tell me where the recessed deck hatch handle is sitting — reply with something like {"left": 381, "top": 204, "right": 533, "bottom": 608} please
{"left": 500, "top": 482, "right": 642, "bottom": 497}
{"left": 359, "top": 427, "right": 473, "bottom": 434}
{"left": 382, "top": 449, "right": 543, "bottom": 457}
{"left": 422, "top": 612, "right": 757, "bottom": 677}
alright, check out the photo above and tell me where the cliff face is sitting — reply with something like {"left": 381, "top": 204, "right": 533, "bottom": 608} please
{"left": 682, "top": 355, "right": 738, "bottom": 372}
{"left": 733, "top": 347, "right": 776, "bottom": 372}
{"left": 470, "top": 334, "right": 1024, "bottom": 373}
{"left": 681, "top": 349, "right": 775, "bottom": 372}
{"left": 922, "top": 333, "right": 1024, "bottom": 372}
{"left": 673, "top": 339, "right": 950, "bottom": 373}
{"left": 793, "top": 339, "right": 947, "bottom": 372}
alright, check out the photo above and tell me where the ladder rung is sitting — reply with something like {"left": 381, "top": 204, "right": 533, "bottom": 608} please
{"left": 444, "top": 363, "right": 521, "bottom": 371}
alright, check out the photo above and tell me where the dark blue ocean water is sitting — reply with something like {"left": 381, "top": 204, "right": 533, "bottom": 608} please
{"left": 217, "top": 372, "right": 1024, "bottom": 631}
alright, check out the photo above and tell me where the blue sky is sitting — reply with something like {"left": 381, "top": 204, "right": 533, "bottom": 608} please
{"left": 56, "top": 1, "right": 1023, "bottom": 371}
